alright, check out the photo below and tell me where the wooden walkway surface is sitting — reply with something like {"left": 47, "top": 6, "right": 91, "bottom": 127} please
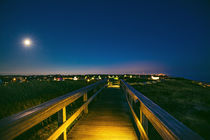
{"left": 68, "top": 87, "right": 138, "bottom": 140}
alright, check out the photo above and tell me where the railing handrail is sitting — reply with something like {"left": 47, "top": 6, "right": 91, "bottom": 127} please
{"left": 121, "top": 80, "right": 203, "bottom": 140}
{"left": 0, "top": 80, "right": 106, "bottom": 140}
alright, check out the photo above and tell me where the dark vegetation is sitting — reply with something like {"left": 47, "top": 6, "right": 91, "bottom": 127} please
{"left": 15, "top": 82, "right": 102, "bottom": 140}
{"left": 127, "top": 77, "right": 210, "bottom": 139}
{"left": 0, "top": 80, "right": 96, "bottom": 119}
{"left": 0, "top": 79, "right": 100, "bottom": 139}
{"left": 1, "top": 76, "right": 209, "bottom": 139}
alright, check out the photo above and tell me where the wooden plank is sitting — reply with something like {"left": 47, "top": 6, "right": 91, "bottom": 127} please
{"left": 68, "top": 88, "right": 138, "bottom": 140}
{"left": 140, "top": 102, "right": 148, "bottom": 139}
{"left": 126, "top": 92, "right": 149, "bottom": 140}
{"left": 48, "top": 85, "right": 105, "bottom": 140}
{"left": 69, "top": 133, "right": 137, "bottom": 140}
{"left": 0, "top": 80, "right": 106, "bottom": 140}
{"left": 58, "top": 107, "right": 67, "bottom": 140}
{"left": 121, "top": 80, "right": 203, "bottom": 140}
{"left": 142, "top": 113, "right": 148, "bottom": 136}
{"left": 83, "top": 92, "right": 88, "bottom": 114}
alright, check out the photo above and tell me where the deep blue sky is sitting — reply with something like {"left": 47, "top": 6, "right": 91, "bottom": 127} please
{"left": 0, "top": 0, "right": 210, "bottom": 81}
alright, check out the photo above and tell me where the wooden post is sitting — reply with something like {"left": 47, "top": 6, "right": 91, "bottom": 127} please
{"left": 83, "top": 91, "right": 88, "bottom": 114}
{"left": 140, "top": 102, "right": 148, "bottom": 140}
{"left": 142, "top": 113, "right": 148, "bottom": 135}
{"left": 58, "top": 107, "right": 67, "bottom": 140}
{"left": 140, "top": 102, "right": 143, "bottom": 140}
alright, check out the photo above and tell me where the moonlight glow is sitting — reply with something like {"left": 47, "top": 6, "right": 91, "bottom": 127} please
{"left": 23, "top": 38, "right": 32, "bottom": 47}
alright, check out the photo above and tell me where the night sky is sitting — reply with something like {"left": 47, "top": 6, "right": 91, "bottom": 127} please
{"left": 0, "top": 0, "right": 210, "bottom": 81}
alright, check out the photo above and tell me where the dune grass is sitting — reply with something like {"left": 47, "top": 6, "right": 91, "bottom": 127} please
{"left": 0, "top": 79, "right": 99, "bottom": 140}
{"left": 0, "top": 80, "right": 96, "bottom": 119}
{"left": 129, "top": 78, "right": 210, "bottom": 139}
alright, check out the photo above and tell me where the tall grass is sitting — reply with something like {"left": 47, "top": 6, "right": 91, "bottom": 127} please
{"left": 0, "top": 80, "right": 96, "bottom": 119}
{"left": 130, "top": 78, "right": 210, "bottom": 139}
{"left": 0, "top": 79, "right": 99, "bottom": 139}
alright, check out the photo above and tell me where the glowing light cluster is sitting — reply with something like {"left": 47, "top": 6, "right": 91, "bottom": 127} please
{"left": 73, "top": 76, "right": 78, "bottom": 81}
{"left": 151, "top": 76, "right": 159, "bottom": 80}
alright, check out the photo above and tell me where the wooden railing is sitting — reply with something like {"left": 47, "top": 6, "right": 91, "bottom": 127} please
{"left": 0, "top": 80, "right": 107, "bottom": 140}
{"left": 120, "top": 80, "right": 203, "bottom": 140}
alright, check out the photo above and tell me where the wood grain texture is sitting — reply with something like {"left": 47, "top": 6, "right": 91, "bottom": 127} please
{"left": 0, "top": 80, "right": 106, "bottom": 140}
{"left": 83, "top": 92, "right": 88, "bottom": 114}
{"left": 48, "top": 85, "right": 105, "bottom": 140}
{"left": 121, "top": 80, "right": 203, "bottom": 140}
{"left": 126, "top": 92, "right": 149, "bottom": 140}
{"left": 68, "top": 88, "right": 138, "bottom": 140}
{"left": 0, "top": 79, "right": 203, "bottom": 140}
{"left": 58, "top": 107, "right": 67, "bottom": 140}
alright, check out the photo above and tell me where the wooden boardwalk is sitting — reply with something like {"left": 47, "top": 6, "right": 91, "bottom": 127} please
{"left": 68, "top": 87, "right": 138, "bottom": 140}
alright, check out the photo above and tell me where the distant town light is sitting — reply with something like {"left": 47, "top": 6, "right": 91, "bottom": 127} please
{"left": 151, "top": 76, "right": 159, "bottom": 80}
{"left": 13, "top": 77, "right": 16, "bottom": 81}
{"left": 73, "top": 76, "right": 78, "bottom": 81}
{"left": 157, "top": 73, "right": 166, "bottom": 76}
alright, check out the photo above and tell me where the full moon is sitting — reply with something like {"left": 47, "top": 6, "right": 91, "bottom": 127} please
{"left": 23, "top": 38, "right": 32, "bottom": 47}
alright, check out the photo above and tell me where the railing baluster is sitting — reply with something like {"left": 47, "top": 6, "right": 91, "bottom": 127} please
{"left": 83, "top": 91, "right": 88, "bottom": 114}
{"left": 142, "top": 113, "right": 148, "bottom": 136}
{"left": 0, "top": 80, "right": 106, "bottom": 140}
{"left": 140, "top": 102, "right": 148, "bottom": 138}
{"left": 121, "top": 80, "right": 203, "bottom": 140}
{"left": 58, "top": 107, "right": 67, "bottom": 140}
{"left": 140, "top": 102, "right": 143, "bottom": 140}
